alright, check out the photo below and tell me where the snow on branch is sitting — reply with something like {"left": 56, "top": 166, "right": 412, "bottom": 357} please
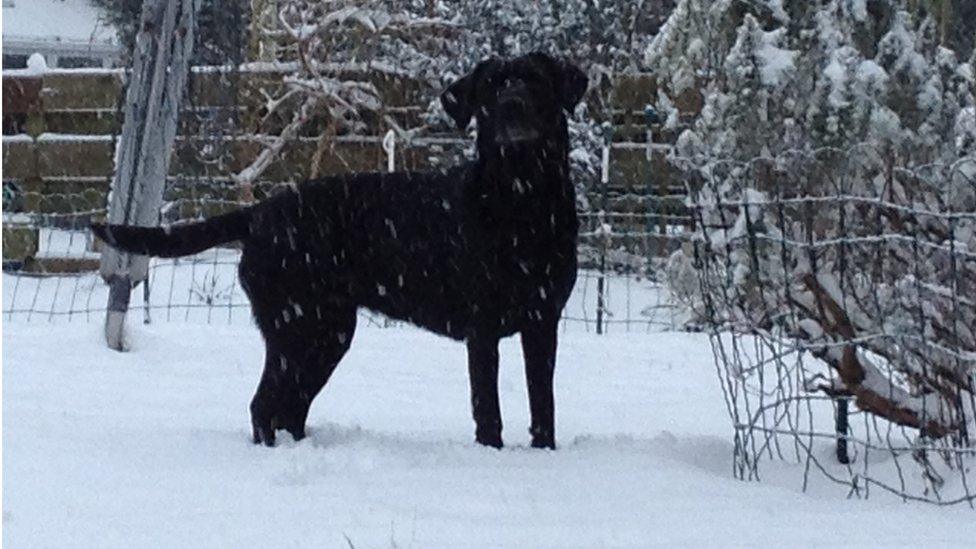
{"left": 681, "top": 145, "right": 975, "bottom": 439}
{"left": 232, "top": 0, "right": 459, "bottom": 191}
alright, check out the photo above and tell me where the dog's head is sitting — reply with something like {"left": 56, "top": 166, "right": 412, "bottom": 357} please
{"left": 441, "top": 52, "right": 588, "bottom": 146}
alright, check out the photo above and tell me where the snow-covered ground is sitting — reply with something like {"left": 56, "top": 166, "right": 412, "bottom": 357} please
{"left": 1, "top": 0, "right": 117, "bottom": 45}
{"left": 5, "top": 298, "right": 976, "bottom": 546}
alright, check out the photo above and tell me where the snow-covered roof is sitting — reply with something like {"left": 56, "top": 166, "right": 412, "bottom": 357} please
{"left": 2, "top": 0, "right": 119, "bottom": 55}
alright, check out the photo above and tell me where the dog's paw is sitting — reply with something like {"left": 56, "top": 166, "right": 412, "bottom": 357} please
{"left": 251, "top": 401, "right": 309, "bottom": 447}
{"left": 250, "top": 402, "right": 277, "bottom": 447}
{"left": 252, "top": 422, "right": 276, "bottom": 447}
{"left": 530, "top": 437, "right": 556, "bottom": 450}
{"left": 284, "top": 423, "right": 307, "bottom": 442}
{"left": 530, "top": 428, "right": 556, "bottom": 450}
{"left": 475, "top": 433, "right": 504, "bottom": 449}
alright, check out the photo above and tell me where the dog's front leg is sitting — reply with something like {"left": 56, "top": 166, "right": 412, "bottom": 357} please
{"left": 520, "top": 318, "right": 558, "bottom": 449}
{"left": 467, "top": 334, "right": 503, "bottom": 448}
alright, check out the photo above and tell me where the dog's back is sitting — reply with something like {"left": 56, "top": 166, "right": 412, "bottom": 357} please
{"left": 233, "top": 157, "right": 576, "bottom": 340}
{"left": 234, "top": 168, "right": 473, "bottom": 338}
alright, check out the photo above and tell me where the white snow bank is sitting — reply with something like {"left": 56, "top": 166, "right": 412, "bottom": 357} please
{"left": 4, "top": 321, "right": 976, "bottom": 547}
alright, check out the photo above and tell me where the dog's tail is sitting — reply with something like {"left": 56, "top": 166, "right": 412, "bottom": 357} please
{"left": 91, "top": 208, "right": 251, "bottom": 258}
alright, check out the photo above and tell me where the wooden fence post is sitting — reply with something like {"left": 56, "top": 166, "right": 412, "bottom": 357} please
{"left": 100, "top": 0, "right": 200, "bottom": 350}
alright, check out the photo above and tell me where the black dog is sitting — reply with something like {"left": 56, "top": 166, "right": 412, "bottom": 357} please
{"left": 92, "top": 52, "right": 587, "bottom": 450}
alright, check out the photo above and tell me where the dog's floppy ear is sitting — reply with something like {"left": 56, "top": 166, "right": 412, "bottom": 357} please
{"left": 441, "top": 74, "right": 476, "bottom": 129}
{"left": 441, "top": 58, "right": 496, "bottom": 129}
{"left": 556, "top": 60, "right": 588, "bottom": 111}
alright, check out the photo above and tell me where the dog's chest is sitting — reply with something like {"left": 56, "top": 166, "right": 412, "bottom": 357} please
{"left": 466, "top": 190, "right": 578, "bottom": 321}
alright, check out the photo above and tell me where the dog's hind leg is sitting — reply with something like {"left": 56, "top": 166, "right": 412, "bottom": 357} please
{"left": 250, "top": 306, "right": 357, "bottom": 446}
{"left": 520, "top": 317, "right": 558, "bottom": 449}
{"left": 467, "top": 333, "right": 503, "bottom": 448}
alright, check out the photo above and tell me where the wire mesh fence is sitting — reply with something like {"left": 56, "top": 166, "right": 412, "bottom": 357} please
{"left": 679, "top": 144, "right": 976, "bottom": 505}
{"left": 2, "top": 256, "right": 684, "bottom": 333}
{"left": 1, "top": 205, "right": 685, "bottom": 333}
{"left": 2, "top": 0, "right": 689, "bottom": 334}
{"left": 1, "top": 126, "right": 683, "bottom": 334}
{"left": 1, "top": 67, "right": 686, "bottom": 333}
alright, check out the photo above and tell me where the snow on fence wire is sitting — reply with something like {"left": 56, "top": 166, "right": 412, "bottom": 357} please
{"left": 676, "top": 144, "right": 976, "bottom": 505}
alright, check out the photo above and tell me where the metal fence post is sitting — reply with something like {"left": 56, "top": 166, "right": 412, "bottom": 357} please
{"left": 100, "top": 0, "right": 200, "bottom": 350}
{"left": 382, "top": 128, "right": 397, "bottom": 329}
{"left": 643, "top": 105, "right": 660, "bottom": 267}
{"left": 596, "top": 125, "right": 612, "bottom": 335}
{"left": 383, "top": 129, "right": 396, "bottom": 173}
{"left": 835, "top": 398, "right": 850, "bottom": 464}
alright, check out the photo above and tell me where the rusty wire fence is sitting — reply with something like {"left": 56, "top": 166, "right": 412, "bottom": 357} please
{"left": 677, "top": 144, "right": 976, "bottom": 505}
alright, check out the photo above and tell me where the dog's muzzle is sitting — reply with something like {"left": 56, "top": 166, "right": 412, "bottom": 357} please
{"left": 493, "top": 81, "right": 542, "bottom": 144}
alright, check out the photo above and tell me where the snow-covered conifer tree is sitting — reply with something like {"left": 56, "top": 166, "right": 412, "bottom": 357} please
{"left": 659, "top": 0, "right": 976, "bottom": 439}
